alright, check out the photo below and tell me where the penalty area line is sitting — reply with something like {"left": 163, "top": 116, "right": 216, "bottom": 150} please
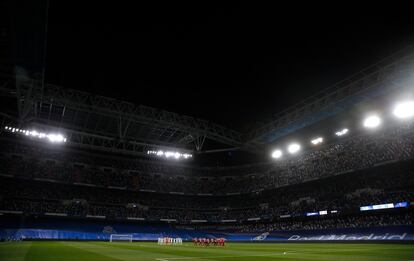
{"left": 155, "top": 251, "right": 293, "bottom": 260}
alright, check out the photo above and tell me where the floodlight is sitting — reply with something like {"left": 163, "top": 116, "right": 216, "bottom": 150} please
{"left": 311, "top": 137, "right": 323, "bottom": 145}
{"left": 5, "top": 126, "right": 67, "bottom": 144}
{"left": 271, "top": 149, "right": 283, "bottom": 159}
{"left": 363, "top": 115, "right": 381, "bottom": 128}
{"left": 287, "top": 143, "right": 300, "bottom": 154}
{"left": 335, "top": 128, "right": 348, "bottom": 136}
{"left": 47, "top": 134, "right": 65, "bottom": 143}
{"left": 393, "top": 101, "right": 414, "bottom": 119}
{"left": 147, "top": 150, "right": 192, "bottom": 160}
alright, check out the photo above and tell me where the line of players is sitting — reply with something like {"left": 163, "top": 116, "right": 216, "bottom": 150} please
{"left": 192, "top": 237, "right": 226, "bottom": 247}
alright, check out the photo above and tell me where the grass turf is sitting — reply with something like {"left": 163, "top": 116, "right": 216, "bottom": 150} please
{"left": 0, "top": 241, "right": 413, "bottom": 261}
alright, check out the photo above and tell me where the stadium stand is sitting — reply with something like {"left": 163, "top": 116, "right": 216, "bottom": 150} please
{"left": 0, "top": 46, "right": 414, "bottom": 242}
{"left": 1, "top": 119, "right": 414, "bottom": 196}
{"left": 1, "top": 116, "right": 413, "bottom": 236}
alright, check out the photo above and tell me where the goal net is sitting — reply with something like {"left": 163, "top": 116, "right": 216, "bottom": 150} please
{"left": 109, "top": 234, "right": 133, "bottom": 242}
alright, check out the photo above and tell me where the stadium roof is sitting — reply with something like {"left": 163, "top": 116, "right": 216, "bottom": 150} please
{"left": 0, "top": 70, "right": 244, "bottom": 155}
{"left": 245, "top": 45, "right": 414, "bottom": 148}
{"left": 1, "top": 2, "right": 414, "bottom": 162}
{"left": 1, "top": 44, "right": 413, "bottom": 159}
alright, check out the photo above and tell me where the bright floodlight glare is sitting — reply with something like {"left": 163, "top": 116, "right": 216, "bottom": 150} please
{"left": 147, "top": 150, "right": 192, "bottom": 160}
{"left": 335, "top": 128, "right": 348, "bottom": 136}
{"left": 311, "top": 137, "right": 323, "bottom": 145}
{"left": 4, "top": 126, "right": 67, "bottom": 143}
{"left": 47, "top": 134, "right": 65, "bottom": 143}
{"left": 393, "top": 101, "right": 414, "bottom": 119}
{"left": 271, "top": 149, "right": 283, "bottom": 159}
{"left": 287, "top": 143, "right": 300, "bottom": 154}
{"left": 363, "top": 115, "right": 381, "bottom": 128}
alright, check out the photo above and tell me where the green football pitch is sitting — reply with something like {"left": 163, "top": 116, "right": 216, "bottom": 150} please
{"left": 1, "top": 241, "right": 414, "bottom": 261}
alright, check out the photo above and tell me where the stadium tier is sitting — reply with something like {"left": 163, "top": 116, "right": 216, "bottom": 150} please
{"left": 0, "top": 116, "right": 414, "bottom": 241}
{"left": 1, "top": 119, "right": 414, "bottom": 196}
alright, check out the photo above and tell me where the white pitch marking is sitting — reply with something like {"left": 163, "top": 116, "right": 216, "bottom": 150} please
{"left": 155, "top": 251, "right": 292, "bottom": 260}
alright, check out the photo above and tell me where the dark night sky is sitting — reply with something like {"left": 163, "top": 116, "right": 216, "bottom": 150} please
{"left": 38, "top": 2, "right": 414, "bottom": 132}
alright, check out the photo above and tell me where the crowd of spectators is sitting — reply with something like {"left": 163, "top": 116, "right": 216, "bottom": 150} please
{"left": 229, "top": 213, "right": 414, "bottom": 232}
{"left": 1, "top": 161, "right": 413, "bottom": 223}
{"left": 1, "top": 120, "right": 414, "bottom": 195}
{"left": 0, "top": 120, "right": 413, "bottom": 230}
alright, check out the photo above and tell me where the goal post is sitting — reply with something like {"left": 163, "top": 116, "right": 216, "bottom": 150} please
{"left": 109, "top": 234, "right": 133, "bottom": 242}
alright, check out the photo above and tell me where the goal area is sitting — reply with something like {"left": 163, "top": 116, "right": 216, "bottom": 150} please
{"left": 109, "top": 234, "right": 133, "bottom": 242}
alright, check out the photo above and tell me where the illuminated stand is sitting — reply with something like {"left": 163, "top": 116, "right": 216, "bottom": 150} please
{"left": 270, "top": 100, "right": 414, "bottom": 160}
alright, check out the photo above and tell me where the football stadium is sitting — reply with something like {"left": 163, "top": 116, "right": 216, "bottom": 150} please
{"left": 1, "top": 2, "right": 414, "bottom": 261}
